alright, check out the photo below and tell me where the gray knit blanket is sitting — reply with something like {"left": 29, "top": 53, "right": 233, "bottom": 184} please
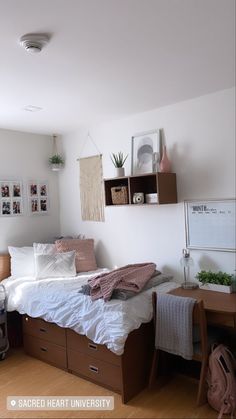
{"left": 155, "top": 294, "right": 196, "bottom": 360}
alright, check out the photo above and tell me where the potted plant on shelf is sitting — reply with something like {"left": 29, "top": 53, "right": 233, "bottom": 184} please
{"left": 196, "top": 270, "right": 234, "bottom": 293}
{"left": 110, "top": 152, "right": 128, "bottom": 177}
{"left": 49, "top": 154, "right": 64, "bottom": 171}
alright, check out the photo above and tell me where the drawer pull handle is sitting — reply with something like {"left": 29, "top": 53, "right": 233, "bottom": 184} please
{"left": 40, "top": 347, "right": 47, "bottom": 352}
{"left": 88, "top": 343, "right": 97, "bottom": 351}
{"left": 25, "top": 317, "right": 29, "bottom": 322}
{"left": 39, "top": 328, "right": 47, "bottom": 333}
{"left": 89, "top": 365, "right": 98, "bottom": 374}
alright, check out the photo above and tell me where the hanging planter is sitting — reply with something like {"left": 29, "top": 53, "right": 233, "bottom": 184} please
{"left": 49, "top": 135, "right": 64, "bottom": 171}
{"left": 49, "top": 154, "right": 64, "bottom": 171}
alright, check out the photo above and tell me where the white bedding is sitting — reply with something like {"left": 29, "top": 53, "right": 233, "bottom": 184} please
{"left": 2, "top": 270, "right": 178, "bottom": 355}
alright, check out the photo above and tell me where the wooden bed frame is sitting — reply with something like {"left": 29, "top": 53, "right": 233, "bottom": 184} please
{"left": 0, "top": 254, "right": 153, "bottom": 403}
{"left": 0, "top": 254, "right": 10, "bottom": 282}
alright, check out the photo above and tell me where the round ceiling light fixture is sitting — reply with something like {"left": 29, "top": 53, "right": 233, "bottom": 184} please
{"left": 19, "top": 33, "right": 50, "bottom": 54}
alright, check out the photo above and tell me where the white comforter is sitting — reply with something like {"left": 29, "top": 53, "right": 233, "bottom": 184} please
{"left": 2, "top": 270, "right": 178, "bottom": 355}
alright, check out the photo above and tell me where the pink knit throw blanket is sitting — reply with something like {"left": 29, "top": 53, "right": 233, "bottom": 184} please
{"left": 88, "top": 263, "right": 156, "bottom": 301}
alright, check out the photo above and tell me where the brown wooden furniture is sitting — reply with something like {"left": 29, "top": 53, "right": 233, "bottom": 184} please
{"left": 149, "top": 292, "right": 209, "bottom": 406}
{"left": 1, "top": 255, "right": 235, "bottom": 403}
{"left": 0, "top": 253, "right": 153, "bottom": 402}
{"left": 169, "top": 287, "right": 236, "bottom": 329}
{"left": 23, "top": 315, "right": 153, "bottom": 403}
{"left": 104, "top": 172, "right": 177, "bottom": 206}
{"left": 23, "top": 316, "right": 67, "bottom": 370}
{"left": 0, "top": 254, "right": 10, "bottom": 281}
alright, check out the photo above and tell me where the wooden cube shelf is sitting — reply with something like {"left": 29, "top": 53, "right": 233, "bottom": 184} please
{"left": 104, "top": 173, "right": 177, "bottom": 206}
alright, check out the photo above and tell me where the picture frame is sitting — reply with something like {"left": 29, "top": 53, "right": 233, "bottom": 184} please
{"left": 1, "top": 200, "right": 11, "bottom": 216}
{"left": 185, "top": 198, "right": 236, "bottom": 252}
{"left": 0, "top": 181, "right": 23, "bottom": 216}
{"left": 28, "top": 180, "right": 49, "bottom": 215}
{"left": 131, "top": 129, "right": 161, "bottom": 175}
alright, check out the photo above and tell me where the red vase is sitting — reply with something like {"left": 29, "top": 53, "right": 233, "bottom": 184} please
{"left": 160, "top": 146, "right": 171, "bottom": 173}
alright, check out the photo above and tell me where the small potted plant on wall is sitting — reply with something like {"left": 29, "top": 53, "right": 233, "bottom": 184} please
{"left": 49, "top": 154, "right": 65, "bottom": 171}
{"left": 111, "top": 152, "right": 128, "bottom": 177}
{"left": 196, "top": 270, "right": 234, "bottom": 293}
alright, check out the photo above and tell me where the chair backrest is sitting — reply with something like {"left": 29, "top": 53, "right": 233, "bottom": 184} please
{"left": 152, "top": 292, "right": 208, "bottom": 360}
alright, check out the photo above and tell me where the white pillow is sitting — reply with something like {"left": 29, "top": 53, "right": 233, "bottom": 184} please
{"left": 33, "top": 242, "right": 56, "bottom": 255}
{"left": 35, "top": 251, "right": 76, "bottom": 279}
{"left": 8, "top": 246, "right": 35, "bottom": 278}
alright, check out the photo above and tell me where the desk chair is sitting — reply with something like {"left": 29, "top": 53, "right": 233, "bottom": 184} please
{"left": 149, "top": 292, "right": 208, "bottom": 406}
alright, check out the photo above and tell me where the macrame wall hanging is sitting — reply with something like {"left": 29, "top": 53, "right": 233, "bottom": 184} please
{"left": 77, "top": 133, "right": 105, "bottom": 222}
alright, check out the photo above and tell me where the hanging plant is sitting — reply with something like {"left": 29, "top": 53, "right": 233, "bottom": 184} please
{"left": 49, "top": 154, "right": 64, "bottom": 165}
{"left": 49, "top": 135, "right": 64, "bottom": 171}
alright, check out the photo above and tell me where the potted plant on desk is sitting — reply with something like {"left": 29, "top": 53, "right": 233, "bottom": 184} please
{"left": 196, "top": 270, "right": 234, "bottom": 293}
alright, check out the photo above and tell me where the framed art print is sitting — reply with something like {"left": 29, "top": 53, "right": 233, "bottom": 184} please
{"left": 28, "top": 180, "right": 49, "bottom": 215}
{"left": 0, "top": 181, "right": 23, "bottom": 216}
{"left": 131, "top": 129, "right": 161, "bottom": 175}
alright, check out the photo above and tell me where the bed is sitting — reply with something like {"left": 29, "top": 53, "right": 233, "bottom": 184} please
{"left": 0, "top": 253, "right": 178, "bottom": 403}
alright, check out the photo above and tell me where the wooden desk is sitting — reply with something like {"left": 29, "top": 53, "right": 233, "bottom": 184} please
{"left": 169, "top": 287, "right": 236, "bottom": 329}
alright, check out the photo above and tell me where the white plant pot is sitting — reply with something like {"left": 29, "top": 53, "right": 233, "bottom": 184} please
{"left": 200, "top": 283, "right": 233, "bottom": 293}
{"left": 51, "top": 163, "right": 63, "bottom": 171}
{"left": 116, "top": 167, "right": 125, "bottom": 177}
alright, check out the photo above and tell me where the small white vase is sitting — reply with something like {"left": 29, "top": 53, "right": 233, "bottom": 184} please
{"left": 116, "top": 167, "right": 125, "bottom": 177}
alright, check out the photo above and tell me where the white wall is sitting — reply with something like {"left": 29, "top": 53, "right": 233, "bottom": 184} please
{"left": 0, "top": 129, "right": 61, "bottom": 252}
{"left": 59, "top": 88, "right": 235, "bottom": 282}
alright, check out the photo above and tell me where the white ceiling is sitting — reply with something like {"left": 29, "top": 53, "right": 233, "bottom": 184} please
{"left": 0, "top": 0, "right": 235, "bottom": 135}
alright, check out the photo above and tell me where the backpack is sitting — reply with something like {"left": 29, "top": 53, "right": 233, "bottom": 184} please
{"left": 207, "top": 343, "right": 236, "bottom": 419}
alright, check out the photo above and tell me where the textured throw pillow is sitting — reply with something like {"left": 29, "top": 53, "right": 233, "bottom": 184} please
{"left": 55, "top": 239, "right": 97, "bottom": 272}
{"left": 8, "top": 246, "right": 35, "bottom": 278}
{"left": 33, "top": 242, "right": 56, "bottom": 255}
{"left": 35, "top": 251, "right": 76, "bottom": 279}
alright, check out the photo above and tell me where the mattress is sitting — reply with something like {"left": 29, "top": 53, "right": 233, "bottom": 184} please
{"left": 2, "top": 270, "right": 178, "bottom": 355}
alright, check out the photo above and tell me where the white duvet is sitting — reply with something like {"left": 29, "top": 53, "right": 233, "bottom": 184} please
{"left": 2, "top": 270, "right": 178, "bottom": 355}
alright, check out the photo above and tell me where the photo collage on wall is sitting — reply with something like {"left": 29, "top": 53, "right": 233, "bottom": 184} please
{"left": 28, "top": 181, "right": 49, "bottom": 214}
{"left": 0, "top": 181, "right": 23, "bottom": 216}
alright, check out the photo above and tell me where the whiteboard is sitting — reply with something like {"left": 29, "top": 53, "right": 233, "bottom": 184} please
{"left": 185, "top": 199, "right": 236, "bottom": 252}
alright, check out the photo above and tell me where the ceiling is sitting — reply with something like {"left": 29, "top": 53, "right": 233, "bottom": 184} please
{"left": 0, "top": 0, "right": 235, "bottom": 135}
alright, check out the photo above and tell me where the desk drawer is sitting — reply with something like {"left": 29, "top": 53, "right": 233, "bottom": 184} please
{"left": 24, "top": 334, "right": 67, "bottom": 369}
{"left": 68, "top": 348, "right": 121, "bottom": 391}
{"left": 67, "top": 329, "right": 121, "bottom": 366}
{"left": 23, "top": 315, "right": 66, "bottom": 347}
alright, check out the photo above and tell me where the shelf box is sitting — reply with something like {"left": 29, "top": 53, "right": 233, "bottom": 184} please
{"left": 157, "top": 173, "right": 177, "bottom": 204}
{"left": 104, "top": 177, "right": 130, "bottom": 206}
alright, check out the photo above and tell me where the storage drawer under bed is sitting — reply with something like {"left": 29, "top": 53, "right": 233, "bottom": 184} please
{"left": 67, "top": 348, "right": 122, "bottom": 391}
{"left": 24, "top": 334, "right": 67, "bottom": 369}
{"left": 66, "top": 329, "right": 121, "bottom": 366}
{"left": 22, "top": 315, "right": 66, "bottom": 347}
{"left": 22, "top": 315, "right": 153, "bottom": 403}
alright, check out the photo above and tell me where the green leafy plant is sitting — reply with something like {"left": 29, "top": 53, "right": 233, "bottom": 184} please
{"left": 110, "top": 152, "right": 128, "bottom": 168}
{"left": 49, "top": 154, "right": 64, "bottom": 165}
{"left": 196, "top": 270, "right": 233, "bottom": 286}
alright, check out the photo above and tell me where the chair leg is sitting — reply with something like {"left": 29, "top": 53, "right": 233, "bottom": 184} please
{"left": 196, "top": 359, "right": 208, "bottom": 406}
{"left": 149, "top": 349, "right": 159, "bottom": 388}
